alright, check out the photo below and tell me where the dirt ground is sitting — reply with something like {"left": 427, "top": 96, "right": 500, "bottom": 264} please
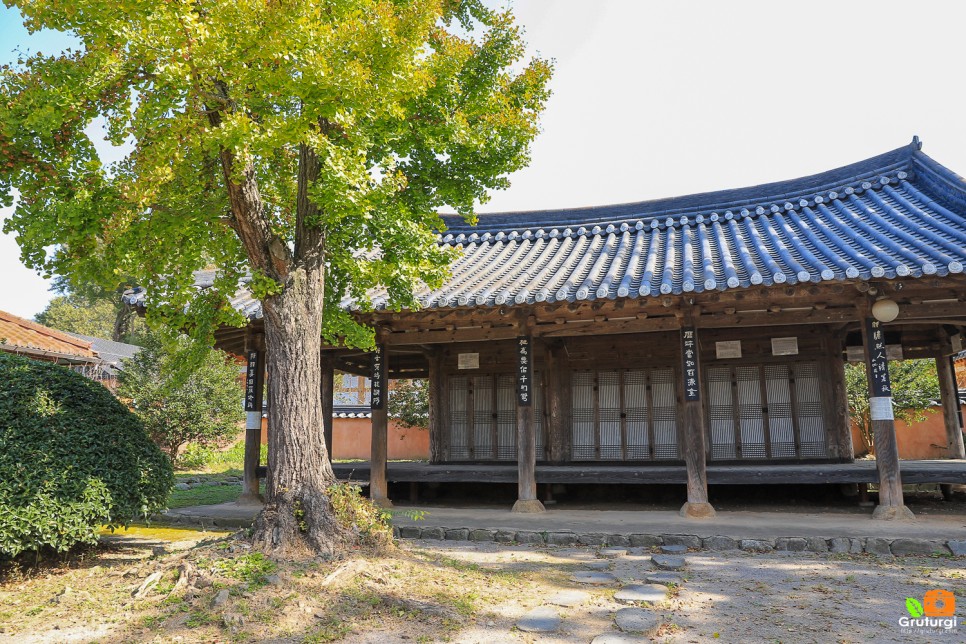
{"left": 0, "top": 526, "right": 963, "bottom": 644}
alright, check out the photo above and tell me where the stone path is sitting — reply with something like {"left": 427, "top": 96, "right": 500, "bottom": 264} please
{"left": 413, "top": 537, "right": 963, "bottom": 644}
{"left": 517, "top": 545, "right": 686, "bottom": 638}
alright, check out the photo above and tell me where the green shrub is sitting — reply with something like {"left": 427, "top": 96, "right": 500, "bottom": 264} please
{"left": 0, "top": 353, "right": 173, "bottom": 560}
{"left": 178, "top": 443, "right": 216, "bottom": 470}
{"left": 325, "top": 483, "right": 394, "bottom": 549}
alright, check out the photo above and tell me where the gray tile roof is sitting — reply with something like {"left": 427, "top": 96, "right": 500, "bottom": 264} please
{"left": 124, "top": 139, "right": 966, "bottom": 318}
{"left": 65, "top": 333, "right": 141, "bottom": 374}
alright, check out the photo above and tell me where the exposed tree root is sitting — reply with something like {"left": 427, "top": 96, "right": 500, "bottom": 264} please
{"left": 250, "top": 488, "right": 351, "bottom": 558}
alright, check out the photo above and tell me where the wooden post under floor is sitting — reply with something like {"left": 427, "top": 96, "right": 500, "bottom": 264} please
{"left": 860, "top": 316, "right": 913, "bottom": 520}
{"left": 370, "top": 344, "right": 392, "bottom": 508}
{"left": 320, "top": 351, "right": 334, "bottom": 462}
{"left": 240, "top": 331, "right": 264, "bottom": 504}
{"left": 679, "top": 320, "right": 715, "bottom": 518}
{"left": 513, "top": 335, "right": 545, "bottom": 513}
{"left": 937, "top": 354, "right": 966, "bottom": 459}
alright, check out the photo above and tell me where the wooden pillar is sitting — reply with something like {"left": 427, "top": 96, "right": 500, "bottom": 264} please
{"left": 427, "top": 348, "right": 444, "bottom": 464}
{"left": 937, "top": 354, "right": 966, "bottom": 459}
{"left": 320, "top": 351, "right": 335, "bottom": 462}
{"left": 239, "top": 330, "right": 265, "bottom": 505}
{"left": 679, "top": 317, "right": 715, "bottom": 518}
{"left": 369, "top": 343, "right": 392, "bottom": 507}
{"left": 512, "top": 336, "right": 545, "bottom": 513}
{"left": 545, "top": 340, "right": 569, "bottom": 463}
{"left": 860, "top": 316, "right": 914, "bottom": 520}
{"left": 821, "top": 333, "right": 853, "bottom": 460}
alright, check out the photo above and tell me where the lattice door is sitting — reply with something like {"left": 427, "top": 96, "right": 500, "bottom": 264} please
{"left": 570, "top": 367, "right": 678, "bottom": 461}
{"left": 706, "top": 361, "right": 827, "bottom": 460}
{"left": 447, "top": 372, "right": 545, "bottom": 461}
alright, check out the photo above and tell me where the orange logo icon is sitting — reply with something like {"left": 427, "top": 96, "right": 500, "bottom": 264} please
{"left": 923, "top": 589, "right": 956, "bottom": 617}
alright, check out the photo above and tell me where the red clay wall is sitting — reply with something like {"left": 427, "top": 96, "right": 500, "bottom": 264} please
{"left": 851, "top": 404, "right": 965, "bottom": 460}
{"left": 258, "top": 417, "right": 430, "bottom": 460}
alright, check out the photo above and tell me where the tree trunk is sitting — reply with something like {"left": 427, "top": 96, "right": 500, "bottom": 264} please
{"left": 251, "top": 265, "right": 349, "bottom": 556}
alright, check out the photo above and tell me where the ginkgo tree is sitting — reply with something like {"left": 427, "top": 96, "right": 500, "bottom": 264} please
{"left": 0, "top": 0, "right": 551, "bottom": 555}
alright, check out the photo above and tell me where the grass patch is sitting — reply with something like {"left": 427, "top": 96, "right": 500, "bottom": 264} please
{"left": 168, "top": 483, "right": 245, "bottom": 509}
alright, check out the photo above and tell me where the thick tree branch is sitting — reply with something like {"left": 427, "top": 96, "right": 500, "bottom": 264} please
{"left": 204, "top": 85, "right": 291, "bottom": 279}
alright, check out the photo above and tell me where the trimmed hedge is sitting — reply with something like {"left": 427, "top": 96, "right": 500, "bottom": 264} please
{"left": 0, "top": 353, "right": 173, "bottom": 559}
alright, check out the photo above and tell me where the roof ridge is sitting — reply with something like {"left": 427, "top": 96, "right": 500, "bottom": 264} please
{"left": 439, "top": 141, "right": 921, "bottom": 236}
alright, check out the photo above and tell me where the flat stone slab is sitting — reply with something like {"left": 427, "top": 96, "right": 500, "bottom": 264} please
{"left": 614, "top": 584, "right": 667, "bottom": 604}
{"left": 660, "top": 542, "right": 693, "bottom": 553}
{"left": 516, "top": 606, "right": 561, "bottom": 633}
{"left": 645, "top": 571, "right": 684, "bottom": 586}
{"left": 547, "top": 590, "right": 590, "bottom": 607}
{"left": 599, "top": 547, "right": 628, "bottom": 558}
{"left": 615, "top": 607, "right": 662, "bottom": 634}
{"left": 651, "top": 554, "right": 686, "bottom": 571}
{"left": 586, "top": 560, "right": 613, "bottom": 570}
{"left": 592, "top": 635, "right": 645, "bottom": 644}
{"left": 571, "top": 571, "right": 619, "bottom": 585}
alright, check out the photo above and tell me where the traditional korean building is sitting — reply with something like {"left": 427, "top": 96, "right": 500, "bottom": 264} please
{"left": 128, "top": 138, "right": 966, "bottom": 518}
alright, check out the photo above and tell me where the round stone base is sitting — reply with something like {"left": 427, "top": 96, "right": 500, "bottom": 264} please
{"left": 679, "top": 502, "right": 716, "bottom": 519}
{"left": 372, "top": 496, "right": 394, "bottom": 509}
{"left": 871, "top": 504, "right": 915, "bottom": 521}
{"left": 512, "top": 499, "right": 547, "bottom": 513}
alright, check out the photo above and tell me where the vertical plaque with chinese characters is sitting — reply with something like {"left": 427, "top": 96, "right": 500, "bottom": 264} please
{"left": 865, "top": 318, "right": 892, "bottom": 397}
{"left": 681, "top": 327, "right": 700, "bottom": 401}
{"left": 370, "top": 345, "right": 387, "bottom": 410}
{"left": 517, "top": 336, "right": 533, "bottom": 406}
{"left": 244, "top": 350, "right": 264, "bottom": 412}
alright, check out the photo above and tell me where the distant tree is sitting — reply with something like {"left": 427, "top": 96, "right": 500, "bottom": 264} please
{"left": 35, "top": 293, "right": 117, "bottom": 339}
{"left": 845, "top": 359, "right": 939, "bottom": 456}
{"left": 117, "top": 335, "right": 244, "bottom": 464}
{"left": 35, "top": 276, "right": 149, "bottom": 344}
{"left": 389, "top": 378, "right": 429, "bottom": 428}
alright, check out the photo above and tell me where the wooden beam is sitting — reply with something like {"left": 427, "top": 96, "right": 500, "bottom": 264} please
{"left": 937, "top": 353, "right": 966, "bottom": 459}
{"left": 240, "top": 330, "right": 264, "bottom": 504}
{"left": 321, "top": 351, "right": 334, "bottom": 462}
{"left": 859, "top": 313, "right": 914, "bottom": 520}
{"left": 512, "top": 335, "right": 544, "bottom": 513}
{"left": 370, "top": 345, "right": 391, "bottom": 507}
{"left": 679, "top": 313, "right": 715, "bottom": 518}
{"left": 427, "top": 348, "right": 443, "bottom": 463}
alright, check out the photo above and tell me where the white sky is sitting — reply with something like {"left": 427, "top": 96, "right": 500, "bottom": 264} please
{"left": 2, "top": 0, "right": 965, "bottom": 319}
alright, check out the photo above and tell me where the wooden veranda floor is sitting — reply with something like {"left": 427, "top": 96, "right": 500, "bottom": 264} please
{"left": 328, "top": 460, "right": 966, "bottom": 486}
